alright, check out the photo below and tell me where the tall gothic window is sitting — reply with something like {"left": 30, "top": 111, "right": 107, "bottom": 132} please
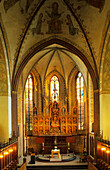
{"left": 25, "top": 74, "right": 33, "bottom": 132}
{"left": 50, "top": 75, "right": 59, "bottom": 102}
{"left": 76, "top": 72, "right": 85, "bottom": 130}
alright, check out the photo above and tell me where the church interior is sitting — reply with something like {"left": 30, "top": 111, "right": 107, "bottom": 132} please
{"left": 0, "top": 0, "right": 110, "bottom": 169}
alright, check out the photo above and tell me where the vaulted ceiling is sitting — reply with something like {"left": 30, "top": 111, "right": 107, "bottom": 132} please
{"left": 0, "top": 0, "right": 110, "bottom": 91}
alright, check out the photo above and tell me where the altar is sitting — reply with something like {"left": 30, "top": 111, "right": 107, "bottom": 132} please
{"left": 51, "top": 149, "right": 60, "bottom": 158}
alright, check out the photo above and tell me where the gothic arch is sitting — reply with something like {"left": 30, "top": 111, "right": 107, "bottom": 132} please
{"left": 44, "top": 70, "right": 66, "bottom": 106}
{"left": 12, "top": 37, "right": 98, "bottom": 92}
{"left": 12, "top": 37, "right": 100, "bottom": 138}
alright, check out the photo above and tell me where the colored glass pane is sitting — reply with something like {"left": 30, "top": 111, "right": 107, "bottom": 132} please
{"left": 76, "top": 72, "right": 85, "bottom": 130}
{"left": 51, "top": 76, "right": 59, "bottom": 102}
{"left": 24, "top": 74, "right": 33, "bottom": 132}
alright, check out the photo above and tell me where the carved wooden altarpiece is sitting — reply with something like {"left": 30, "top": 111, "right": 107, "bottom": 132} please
{"left": 33, "top": 101, "right": 78, "bottom": 136}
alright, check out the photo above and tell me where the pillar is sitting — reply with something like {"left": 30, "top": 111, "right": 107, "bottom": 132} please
{"left": 94, "top": 90, "right": 100, "bottom": 161}
{"left": 11, "top": 91, "right": 18, "bottom": 137}
{"left": 94, "top": 90, "right": 100, "bottom": 136}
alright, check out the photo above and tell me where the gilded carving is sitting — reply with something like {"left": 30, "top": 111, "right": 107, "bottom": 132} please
{"left": 33, "top": 101, "right": 78, "bottom": 136}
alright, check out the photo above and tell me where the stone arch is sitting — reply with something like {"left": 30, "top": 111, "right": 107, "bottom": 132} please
{"left": 12, "top": 37, "right": 100, "bottom": 141}
{"left": 12, "top": 37, "right": 98, "bottom": 92}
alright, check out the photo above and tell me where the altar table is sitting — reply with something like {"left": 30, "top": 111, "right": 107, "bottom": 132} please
{"left": 51, "top": 149, "right": 60, "bottom": 158}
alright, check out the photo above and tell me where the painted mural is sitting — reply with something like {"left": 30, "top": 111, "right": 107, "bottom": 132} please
{"left": 3, "top": 0, "right": 105, "bottom": 13}
{"left": 66, "top": 14, "right": 78, "bottom": 35}
{"left": 31, "top": 2, "right": 78, "bottom": 35}
{"left": 32, "top": 13, "right": 45, "bottom": 35}
{"left": 45, "top": 2, "right": 63, "bottom": 34}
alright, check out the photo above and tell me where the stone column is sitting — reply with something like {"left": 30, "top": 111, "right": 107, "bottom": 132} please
{"left": 11, "top": 91, "right": 18, "bottom": 137}
{"left": 94, "top": 89, "right": 100, "bottom": 161}
{"left": 94, "top": 90, "right": 100, "bottom": 136}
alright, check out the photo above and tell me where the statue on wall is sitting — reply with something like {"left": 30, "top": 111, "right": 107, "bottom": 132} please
{"left": 68, "top": 125, "right": 72, "bottom": 133}
{"left": 44, "top": 107, "right": 49, "bottom": 116}
{"left": 46, "top": 2, "right": 63, "bottom": 34}
{"left": 50, "top": 101, "right": 60, "bottom": 133}
{"left": 51, "top": 101, "right": 59, "bottom": 116}
{"left": 72, "top": 100, "right": 78, "bottom": 115}
{"left": 61, "top": 107, "right": 66, "bottom": 115}
{"left": 33, "top": 103, "right": 37, "bottom": 116}
{"left": 62, "top": 126, "right": 66, "bottom": 134}
{"left": 51, "top": 115, "right": 60, "bottom": 133}
{"left": 73, "top": 117, "right": 77, "bottom": 124}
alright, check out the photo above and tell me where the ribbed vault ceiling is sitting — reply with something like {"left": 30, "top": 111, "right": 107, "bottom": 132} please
{"left": 22, "top": 44, "right": 87, "bottom": 86}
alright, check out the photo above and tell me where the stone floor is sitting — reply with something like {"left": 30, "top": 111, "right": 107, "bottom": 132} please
{"left": 18, "top": 154, "right": 88, "bottom": 169}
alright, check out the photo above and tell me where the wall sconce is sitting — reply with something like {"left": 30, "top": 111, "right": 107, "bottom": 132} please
{"left": 0, "top": 154, "right": 3, "bottom": 159}
{"left": 4, "top": 151, "right": 9, "bottom": 155}
{"left": 14, "top": 147, "right": 16, "bottom": 150}
{"left": 106, "top": 147, "right": 110, "bottom": 154}
{"left": 101, "top": 148, "right": 106, "bottom": 151}
{"left": 106, "top": 150, "right": 110, "bottom": 153}
{"left": 68, "top": 142, "right": 70, "bottom": 150}
{"left": 101, "top": 145, "right": 107, "bottom": 151}
{"left": 42, "top": 142, "right": 44, "bottom": 150}
{"left": 9, "top": 149, "right": 13, "bottom": 153}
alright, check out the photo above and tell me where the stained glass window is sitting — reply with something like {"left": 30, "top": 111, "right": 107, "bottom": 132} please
{"left": 50, "top": 76, "right": 59, "bottom": 102}
{"left": 76, "top": 72, "right": 85, "bottom": 130}
{"left": 25, "top": 74, "right": 33, "bottom": 132}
